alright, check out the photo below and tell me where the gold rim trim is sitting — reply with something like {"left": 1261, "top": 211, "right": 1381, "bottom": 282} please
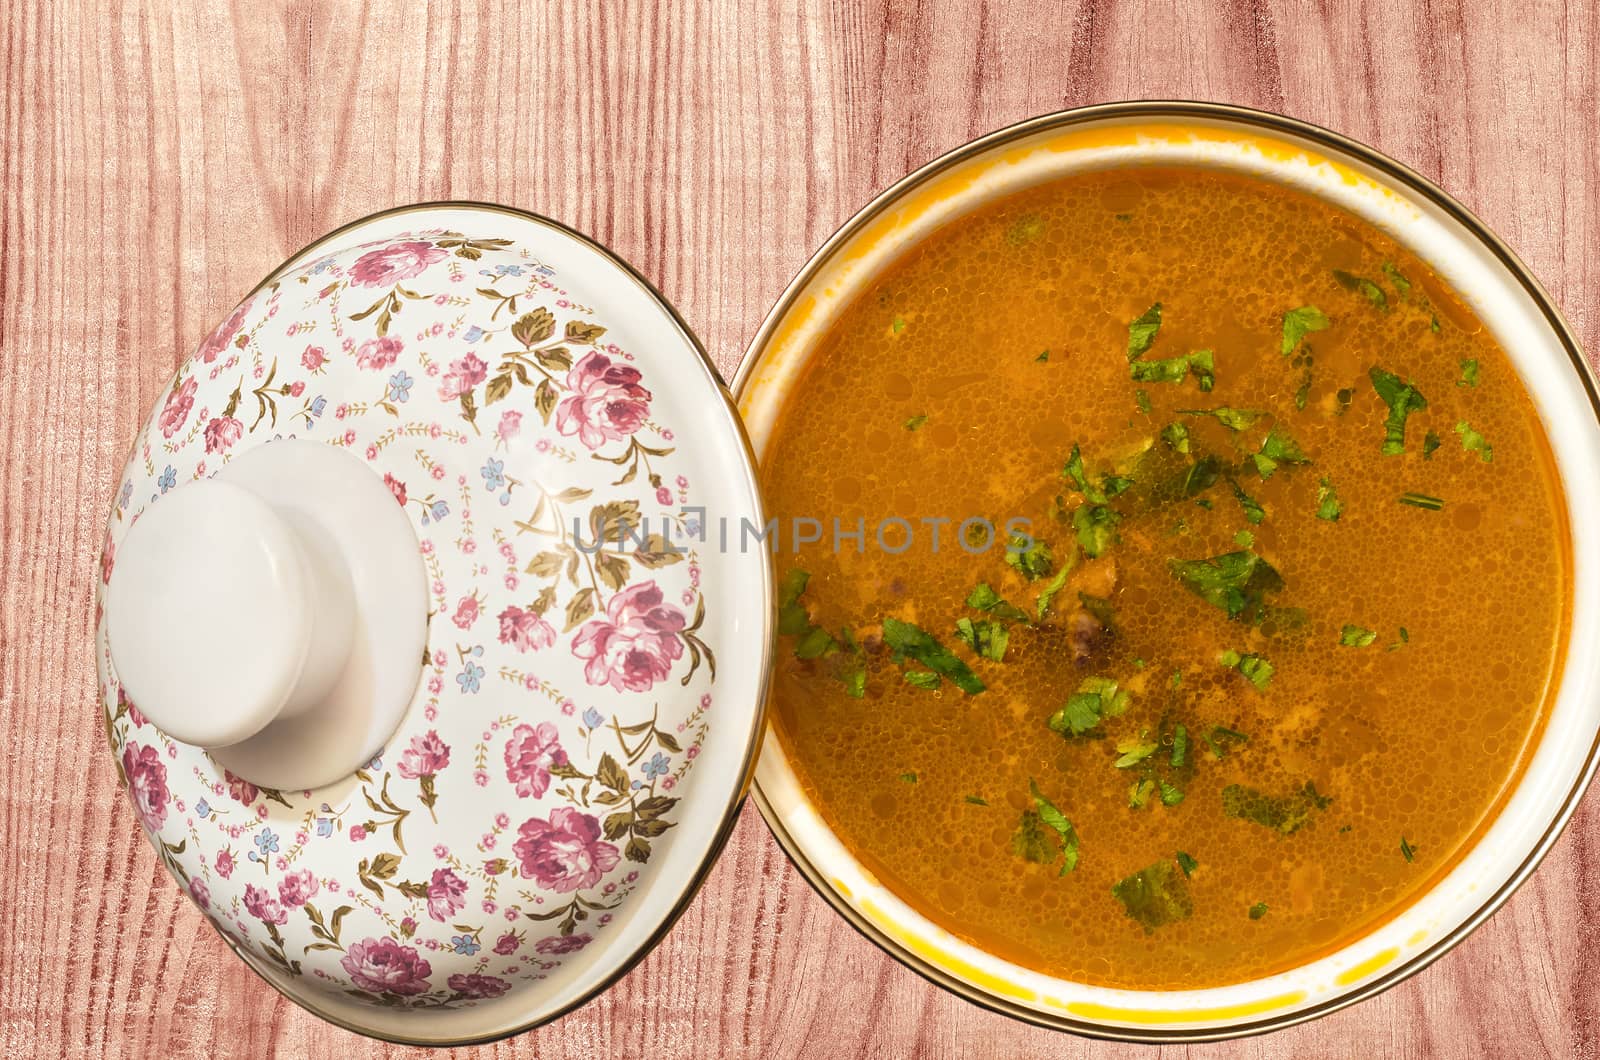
{"left": 156, "top": 200, "right": 775, "bottom": 1047}
{"left": 732, "top": 99, "right": 1600, "bottom": 1043}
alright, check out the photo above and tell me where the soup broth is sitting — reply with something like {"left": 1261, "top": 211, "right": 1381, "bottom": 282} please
{"left": 761, "top": 166, "right": 1569, "bottom": 989}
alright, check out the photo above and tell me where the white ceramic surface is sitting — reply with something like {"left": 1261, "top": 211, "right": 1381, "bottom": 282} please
{"left": 736, "top": 105, "right": 1600, "bottom": 1039}
{"left": 96, "top": 204, "right": 772, "bottom": 1043}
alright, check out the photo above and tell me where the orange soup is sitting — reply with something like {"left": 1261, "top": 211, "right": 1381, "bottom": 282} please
{"left": 761, "top": 166, "right": 1569, "bottom": 989}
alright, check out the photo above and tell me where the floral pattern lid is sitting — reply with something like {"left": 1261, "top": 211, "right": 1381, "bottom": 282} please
{"left": 94, "top": 204, "right": 772, "bottom": 1044}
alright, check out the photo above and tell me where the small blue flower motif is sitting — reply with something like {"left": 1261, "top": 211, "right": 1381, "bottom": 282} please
{"left": 582, "top": 707, "right": 604, "bottom": 730}
{"left": 387, "top": 370, "right": 414, "bottom": 404}
{"left": 451, "top": 934, "right": 481, "bottom": 955}
{"left": 118, "top": 481, "right": 134, "bottom": 509}
{"left": 310, "top": 395, "right": 328, "bottom": 418}
{"left": 536, "top": 264, "right": 556, "bottom": 277}
{"left": 492, "top": 263, "right": 525, "bottom": 277}
{"left": 463, "top": 326, "right": 484, "bottom": 343}
{"left": 471, "top": 645, "right": 483, "bottom": 658}
{"left": 196, "top": 798, "right": 211, "bottom": 819}
{"left": 480, "top": 458, "right": 506, "bottom": 491}
{"left": 456, "top": 661, "right": 485, "bottom": 694}
{"left": 429, "top": 500, "right": 450, "bottom": 523}
{"left": 315, "top": 817, "right": 334, "bottom": 837}
{"left": 643, "top": 752, "right": 671, "bottom": 779}
{"left": 630, "top": 779, "right": 643, "bottom": 791}
{"left": 254, "top": 827, "right": 280, "bottom": 857}
{"left": 158, "top": 466, "right": 177, "bottom": 493}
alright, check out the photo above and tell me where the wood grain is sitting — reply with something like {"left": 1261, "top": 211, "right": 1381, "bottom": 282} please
{"left": 2, "top": 0, "right": 1597, "bottom": 1056}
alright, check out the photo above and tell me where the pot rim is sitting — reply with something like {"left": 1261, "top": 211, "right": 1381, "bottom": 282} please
{"left": 158, "top": 200, "right": 775, "bottom": 1047}
{"left": 731, "top": 99, "right": 1600, "bottom": 1043}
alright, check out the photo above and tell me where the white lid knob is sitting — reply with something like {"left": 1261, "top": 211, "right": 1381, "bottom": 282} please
{"left": 105, "top": 439, "right": 427, "bottom": 790}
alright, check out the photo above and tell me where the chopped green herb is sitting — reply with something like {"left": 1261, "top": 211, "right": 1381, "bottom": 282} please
{"left": 794, "top": 626, "right": 838, "bottom": 659}
{"left": 903, "top": 670, "right": 941, "bottom": 690}
{"left": 964, "top": 794, "right": 989, "bottom": 806}
{"left": 1399, "top": 492, "right": 1444, "bottom": 511}
{"left": 1334, "top": 268, "right": 1388, "bottom": 310}
{"left": 883, "top": 617, "right": 986, "bottom": 694}
{"left": 1005, "top": 533, "right": 1055, "bottom": 580}
{"left": 1382, "top": 261, "right": 1412, "bottom": 299}
{"left": 1423, "top": 430, "right": 1442, "bottom": 460}
{"left": 890, "top": 316, "right": 907, "bottom": 335}
{"left": 1222, "top": 782, "right": 1331, "bottom": 834}
{"left": 1115, "top": 731, "right": 1160, "bottom": 768}
{"left": 1112, "top": 859, "right": 1193, "bottom": 932}
{"left": 1176, "top": 851, "right": 1199, "bottom": 876}
{"left": 777, "top": 569, "right": 814, "bottom": 636}
{"left": 1340, "top": 624, "right": 1378, "bottom": 647}
{"left": 1168, "top": 549, "right": 1283, "bottom": 619}
{"left": 1195, "top": 498, "right": 1214, "bottom": 510}
{"left": 1204, "top": 725, "right": 1250, "bottom": 759}
{"left": 1248, "top": 901, "right": 1270, "bottom": 920}
{"left": 1048, "top": 676, "right": 1132, "bottom": 737}
{"left": 1033, "top": 559, "right": 1075, "bottom": 622}
{"left": 1432, "top": 314, "right": 1442, "bottom": 334}
{"left": 1456, "top": 420, "right": 1494, "bottom": 462}
{"left": 1011, "top": 811, "right": 1053, "bottom": 864}
{"left": 1179, "top": 407, "right": 1267, "bottom": 431}
{"left": 778, "top": 570, "right": 865, "bottom": 697}
{"left": 1130, "top": 349, "right": 1214, "bottom": 391}
{"left": 1073, "top": 504, "right": 1122, "bottom": 558}
{"left": 1135, "top": 388, "right": 1152, "bottom": 414}
{"left": 904, "top": 413, "right": 927, "bottom": 431}
{"left": 1230, "top": 478, "right": 1266, "bottom": 525}
{"left": 1234, "top": 529, "right": 1255, "bottom": 547}
{"left": 954, "top": 616, "right": 1009, "bottom": 662}
{"left": 1401, "top": 836, "right": 1417, "bottom": 862}
{"left": 1336, "top": 387, "right": 1355, "bottom": 414}
{"left": 1370, "top": 366, "right": 1429, "bottom": 455}
{"left": 1219, "top": 649, "right": 1274, "bottom": 691}
{"left": 1029, "top": 779, "right": 1080, "bottom": 875}
{"left": 1126, "top": 303, "right": 1163, "bottom": 360}
{"left": 1252, "top": 425, "right": 1310, "bottom": 479}
{"left": 1161, "top": 422, "right": 1191, "bottom": 453}
{"left": 1281, "top": 305, "right": 1330, "bottom": 356}
{"left": 966, "top": 582, "right": 1031, "bottom": 623}
{"left": 1035, "top": 348, "right": 1050, "bottom": 363}
{"left": 1159, "top": 779, "right": 1185, "bottom": 806}
{"left": 1171, "top": 724, "right": 1189, "bottom": 768}
{"left": 1062, "top": 443, "right": 1133, "bottom": 504}
{"left": 1184, "top": 455, "right": 1222, "bottom": 498}
{"left": 1129, "top": 778, "right": 1155, "bottom": 808}
{"left": 1315, "top": 477, "right": 1343, "bottom": 521}
{"left": 1457, "top": 359, "right": 1479, "bottom": 387}
{"left": 898, "top": 771, "right": 918, "bottom": 784}
{"left": 1005, "top": 214, "right": 1045, "bottom": 246}
{"left": 1115, "top": 212, "right": 1133, "bottom": 222}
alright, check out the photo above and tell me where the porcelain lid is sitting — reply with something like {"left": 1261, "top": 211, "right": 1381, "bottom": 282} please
{"left": 94, "top": 204, "right": 772, "bottom": 1043}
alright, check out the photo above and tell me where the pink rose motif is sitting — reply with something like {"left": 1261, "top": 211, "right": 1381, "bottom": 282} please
{"left": 159, "top": 377, "right": 197, "bottom": 438}
{"left": 497, "top": 605, "right": 556, "bottom": 653}
{"left": 382, "top": 473, "right": 407, "bottom": 507}
{"left": 496, "top": 410, "right": 523, "bottom": 444}
{"left": 243, "top": 883, "right": 288, "bottom": 926}
{"left": 535, "top": 932, "right": 593, "bottom": 955}
{"left": 355, "top": 336, "right": 403, "bottom": 370}
{"left": 203, "top": 416, "right": 242, "bottom": 454}
{"left": 397, "top": 730, "right": 451, "bottom": 780}
{"left": 571, "top": 581, "right": 686, "bottom": 692}
{"left": 277, "top": 869, "right": 319, "bottom": 908}
{"left": 224, "top": 769, "right": 258, "bottom": 807}
{"left": 452, "top": 594, "right": 481, "bottom": 630}
{"left": 426, "top": 868, "right": 468, "bottom": 923}
{"left": 215, "top": 848, "right": 236, "bottom": 879}
{"left": 101, "top": 538, "right": 115, "bottom": 585}
{"left": 447, "top": 973, "right": 510, "bottom": 999}
{"left": 289, "top": 380, "right": 305, "bottom": 397}
{"left": 118, "top": 687, "right": 146, "bottom": 729}
{"left": 503, "top": 721, "right": 568, "bottom": 799}
{"left": 341, "top": 937, "right": 432, "bottom": 996}
{"left": 301, "top": 345, "right": 326, "bottom": 371}
{"left": 493, "top": 931, "right": 522, "bottom": 956}
{"left": 348, "top": 240, "right": 446, "bottom": 288}
{"left": 197, "top": 299, "right": 252, "bottom": 363}
{"left": 513, "top": 808, "right": 619, "bottom": 893}
{"left": 438, "top": 353, "right": 488, "bottom": 400}
{"left": 554, "top": 351, "right": 652, "bottom": 449}
{"left": 188, "top": 878, "right": 211, "bottom": 910}
{"left": 121, "top": 742, "right": 170, "bottom": 831}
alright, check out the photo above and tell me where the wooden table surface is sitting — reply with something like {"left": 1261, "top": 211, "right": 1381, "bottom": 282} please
{"left": 3, "top": 1, "right": 1598, "bottom": 1057}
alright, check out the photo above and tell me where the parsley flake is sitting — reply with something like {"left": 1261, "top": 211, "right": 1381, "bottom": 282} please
{"left": 1370, "top": 366, "right": 1429, "bottom": 455}
{"left": 1456, "top": 421, "right": 1494, "bottom": 462}
{"left": 1316, "top": 477, "right": 1343, "bottom": 521}
{"left": 883, "top": 617, "right": 986, "bottom": 694}
{"left": 1281, "top": 305, "right": 1330, "bottom": 356}
{"left": 1112, "top": 859, "right": 1194, "bottom": 933}
{"left": 1126, "top": 303, "right": 1163, "bottom": 360}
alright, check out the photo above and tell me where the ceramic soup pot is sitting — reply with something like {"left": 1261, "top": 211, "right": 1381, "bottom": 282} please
{"left": 734, "top": 102, "right": 1600, "bottom": 1041}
